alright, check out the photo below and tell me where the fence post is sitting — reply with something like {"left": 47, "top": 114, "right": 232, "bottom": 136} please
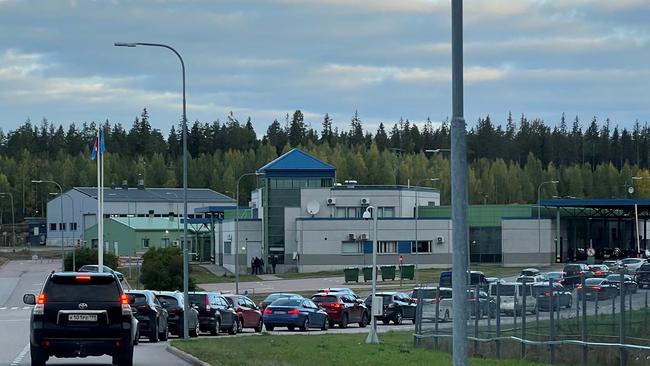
{"left": 474, "top": 284, "right": 479, "bottom": 354}
{"left": 581, "top": 273, "right": 587, "bottom": 364}
{"left": 496, "top": 280, "right": 501, "bottom": 359}
{"left": 413, "top": 287, "right": 424, "bottom": 347}
{"left": 595, "top": 290, "right": 599, "bottom": 317}
{"left": 521, "top": 282, "right": 527, "bottom": 359}
{"left": 549, "top": 278, "right": 555, "bottom": 364}
{"left": 434, "top": 286, "right": 439, "bottom": 350}
{"left": 619, "top": 271, "right": 626, "bottom": 366}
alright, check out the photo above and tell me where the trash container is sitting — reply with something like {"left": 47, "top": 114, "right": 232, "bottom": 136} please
{"left": 362, "top": 266, "right": 374, "bottom": 282}
{"left": 400, "top": 264, "right": 415, "bottom": 280}
{"left": 344, "top": 267, "right": 359, "bottom": 283}
{"left": 380, "top": 265, "right": 396, "bottom": 281}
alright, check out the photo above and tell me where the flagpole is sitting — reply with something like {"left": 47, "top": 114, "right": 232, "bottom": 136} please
{"left": 98, "top": 129, "right": 104, "bottom": 272}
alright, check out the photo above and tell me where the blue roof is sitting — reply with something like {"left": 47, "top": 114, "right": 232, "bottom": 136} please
{"left": 257, "top": 148, "right": 335, "bottom": 178}
{"left": 73, "top": 187, "right": 234, "bottom": 204}
{"left": 539, "top": 198, "right": 650, "bottom": 209}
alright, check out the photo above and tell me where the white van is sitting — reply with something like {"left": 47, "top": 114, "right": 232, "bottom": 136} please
{"left": 489, "top": 282, "right": 537, "bottom": 315}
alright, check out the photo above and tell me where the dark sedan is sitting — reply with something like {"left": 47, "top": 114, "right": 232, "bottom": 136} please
{"left": 533, "top": 282, "right": 573, "bottom": 310}
{"left": 263, "top": 298, "right": 329, "bottom": 331}
{"left": 154, "top": 291, "right": 200, "bottom": 337}
{"left": 577, "top": 278, "right": 619, "bottom": 300}
{"left": 606, "top": 274, "right": 638, "bottom": 294}
{"left": 635, "top": 263, "right": 650, "bottom": 289}
{"left": 364, "top": 292, "right": 417, "bottom": 325}
{"left": 126, "top": 290, "right": 169, "bottom": 342}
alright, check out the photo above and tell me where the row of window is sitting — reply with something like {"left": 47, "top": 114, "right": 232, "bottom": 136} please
{"left": 334, "top": 206, "right": 395, "bottom": 218}
{"left": 49, "top": 223, "right": 78, "bottom": 231}
{"left": 268, "top": 178, "right": 332, "bottom": 189}
{"left": 341, "top": 240, "right": 433, "bottom": 254}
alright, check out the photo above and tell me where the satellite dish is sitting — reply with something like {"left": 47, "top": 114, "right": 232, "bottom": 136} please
{"left": 628, "top": 186, "right": 635, "bottom": 195}
{"left": 306, "top": 201, "right": 321, "bottom": 216}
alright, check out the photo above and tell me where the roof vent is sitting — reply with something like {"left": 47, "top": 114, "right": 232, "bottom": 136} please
{"left": 137, "top": 179, "right": 145, "bottom": 190}
{"left": 121, "top": 180, "right": 128, "bottom": 190}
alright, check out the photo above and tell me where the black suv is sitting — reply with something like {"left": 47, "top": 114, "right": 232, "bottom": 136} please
{"left": 23, "top": 272, "right": 136, "bottom": 366}
{"left": 636, "top": 263, "right": 650, "bottom": 289}
{"left": 126, "top": 290, "right": 169, "bottom": 342}
{"left": 563, "top": 263, "right": 592, "bottom": 287}
{"left": 188, "top": 292, "right": 239, "bottom": 335}
{"left": 364, "top": 292, "right": 417, "bottom": 325}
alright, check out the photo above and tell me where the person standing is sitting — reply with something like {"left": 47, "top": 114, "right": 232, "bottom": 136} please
{"left": 270, "top": 255, "right": 278, "bottom": 274}
{"left": 251, "top": 256, "right": 256, "bottom": 275}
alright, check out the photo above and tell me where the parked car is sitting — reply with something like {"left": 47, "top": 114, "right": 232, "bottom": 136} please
{"left": 223, "top": 294, "right": 264, "bottom": 333}
{"left": 618, "top": 258, "right": 648, "bottom": 274}
{"left": 78, "top": 264, "right": 124, "bottom": 281}
{"left": 516, "top": 269, "right": 545, "bottom": 284}
{"left": 188, "top": 292, "right": 239, "bottom": 335}
{"left": 467, "top": 288, "right": 497, "bottom": 319}
{"left": 259, "top": 293, "right": 303, "bottom": 310}
{"left": 316, "top": 288, "right": 359, "bottom": 299}
{"left": 532, "top": 282, "right": 573, "bottom": 310}
{"left": 410, "top": 287, "right": 453, "bottom": 322}
{"left": 606, "top": 274, "right": 638, "bottom": 294}
{"left": 154, "top": 291, "right": 200, "bottom": 337}
{"left": 488, "top": 282, "right": 536, "bottom": 316}
{"left": 589, "top": 265, "right": 611, "bottom": 278}
{"left": 125, "top": 290, "right": 169, "bottom": 342}
{"left": 543, "top": 271, "right": 566, "bottom": 285}
{"left": 577, "top": 278, "right": 619, "bottom": 300}
{"left": 364, "top": 292, "right": 417, "bottom": 325}
{"left": 311, "top": 292, "right": 368, "bottom": 328}
{"left": 439, "top": 270, "right": 489, "bottom": 291}
{"left": 262, "top": 298, "right": 329, "bottom": 331}
{"left": 635, "top": 263, "right": 650, "bottom": 289}
{"left": 602, "top": 260, "right": 619, "bottom": 269}
{"left": 563, "top": 263, "right": 592, "bottom": 287}
{"left": 23, "top": 272, "right": 136, "bottom": 366}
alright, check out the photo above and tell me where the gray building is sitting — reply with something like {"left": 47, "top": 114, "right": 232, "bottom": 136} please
{"left": 45, "top": 184, "right": 234, "bottom": 247}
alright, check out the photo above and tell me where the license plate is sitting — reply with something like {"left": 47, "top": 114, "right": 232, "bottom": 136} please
{"left": 274, "top": 311, "right": 286, "bottom": 314}
{"left": 68, "top": 314, "right": 97, "bottom": 322}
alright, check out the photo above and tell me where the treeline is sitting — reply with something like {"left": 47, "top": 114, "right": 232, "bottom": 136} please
{"left": 0, "top": 109, "right": 649, "bottom": 222}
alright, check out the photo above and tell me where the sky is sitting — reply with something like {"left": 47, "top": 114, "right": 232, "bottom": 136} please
{"left": 1, "top": 0, "right": 649, "bottom": 137}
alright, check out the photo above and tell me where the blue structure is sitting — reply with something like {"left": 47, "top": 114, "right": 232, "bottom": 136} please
{"left": 26, "top": 217, "right": 47, "bottom": 246}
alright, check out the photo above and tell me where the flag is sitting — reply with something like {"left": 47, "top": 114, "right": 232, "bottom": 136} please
{"left": 100, "top": 130, "right": 106, "bottom": 153}
{"left": 91, "top": 137, "right": 98, "bottom": 160}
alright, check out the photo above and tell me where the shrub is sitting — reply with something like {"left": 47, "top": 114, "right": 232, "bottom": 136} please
{"left": 140, "top": 247, "right": 196, "bottom": 291}
{"left": 64, "top": 248, "right": 118, "bottom": 271}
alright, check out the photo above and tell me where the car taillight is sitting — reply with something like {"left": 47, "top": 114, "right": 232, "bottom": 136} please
{"left": 595, "top": 271, "right": 602, "bottom": 275}
{"left": 263, "top": 308, "right": 272, "bottom": 315}
{"left": 120, "top": 294, "right": 132, "bottom": 315}
{"left": 76, "top": 275, "right": 92, "bottom": 282}
{"left": 287, "top": 309, "right": 300, "bottom": 315}
{"left": 34, "top": 293, "right": 46, "bottom": 315}
{"left": 576, "top": 285, "right": 583, "bottom": 289}
{"left": 592, "top": 286, "right": 601, "bottom": 291}
{"left": 120, "top": 294, "right": 129, "bottom": 305}
{"left": 331, "top": 303, "right": 342, "bottom": 309}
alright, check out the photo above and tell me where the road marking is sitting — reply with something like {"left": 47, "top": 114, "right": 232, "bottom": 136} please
{"left": 0, "top": 307, "right": 6, "bottom": 310}
{"left": 10, "top": 307, "right": 18, "bottom": 310}
{"left": 10, "top": 343, "right": 29, "bottom": 366}
{"left": 22, "top": 306, "right": 31, "bottom": 310}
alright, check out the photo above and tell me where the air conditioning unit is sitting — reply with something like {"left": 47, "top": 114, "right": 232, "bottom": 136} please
{"left": 347, "top": 233, "right": 356, "bottom": 241}
{"left": 436, "top": 236, "right": 445, "bottom": 245}
{"left": 326, "top": 198, "right": 336, "bottom": 206}
{"left": 359, "top": 233, "right": 368, "bottom": 240}
{"left": 172, "top": 240, "right": 180, "bottom": 247}
{"left": 360, "top": 197, "right": 370, "bottom": 206}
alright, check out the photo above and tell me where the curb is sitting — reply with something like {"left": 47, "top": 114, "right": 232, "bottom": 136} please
{"left": 166, "top": 344, "right": 211, "bottom": 366}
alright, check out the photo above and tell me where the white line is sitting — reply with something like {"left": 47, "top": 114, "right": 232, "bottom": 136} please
{"left": 10, "top": 307, "right": 18, "bottom": 310}
{"left": 22, "top": 306, "right": 31, "bottom": 310}
{"left": 10, "top": 343, "right": 29, "bottom": 366}
{"left": 0, "top": 307, "right": 6, "bottom": 310}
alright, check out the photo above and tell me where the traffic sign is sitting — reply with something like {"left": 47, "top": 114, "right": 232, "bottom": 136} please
{"left": 587, "top": 247, "right": 595, "bottom": 257}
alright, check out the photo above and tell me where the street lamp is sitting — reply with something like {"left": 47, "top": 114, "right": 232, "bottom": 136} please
{"left": 235, "top": 172, "right": 263, "bottom": 294}
{"left": 362, "top": 205, "right": 379, "bottom": 344}
{"left": 538, "top": 180, "right": 559, "bottom": 253}
{"left": 115, "top": 41, "right": 190, "bottom": 339}
{"left": 0, "top": 192, "right": 15, "bottom": 251}
{"left": 32, "top": 180, "right": 64, "bottom": 270}
{"left": 414, "top": 178, "right": 439, "bottom": 283}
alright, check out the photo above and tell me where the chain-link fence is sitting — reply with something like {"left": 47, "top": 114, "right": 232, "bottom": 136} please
{"left": 413, "top": 270, "right": 650, "bottom": 365}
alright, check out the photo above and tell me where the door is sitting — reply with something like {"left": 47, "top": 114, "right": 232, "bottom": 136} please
{"left": 246, "top": 242, "right": 262, "bottom": 271}
{"left": 304, "top": 300, "right": 322, "bottom": 326}
{"left": 341, "top": 295, "right": 360, "bottom": 322}
{"left": 218, "top": 296, "right": 235, "bottom": 327}
{"left": 237, "top": 297, "right": 253, "bottom": 327}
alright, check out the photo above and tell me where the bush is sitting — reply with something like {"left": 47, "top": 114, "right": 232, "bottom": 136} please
{"left": 140, "top": 247, "right": 196, "bottom": 291}
{"left": 64, "top": 248, "right": 118, "bottom": 271}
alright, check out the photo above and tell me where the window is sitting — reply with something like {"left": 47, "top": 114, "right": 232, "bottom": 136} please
{"left": 378, "top": 207, "right": 395, "bottom": 218}
{"left": 49, "top": 223, "right": 57, "bottom": 231}
{"left": 411, "top": 240, "right": 432, "bottom": 253}
{"left": 335, "top": 207, "right": 365, "bottom": 218}
{"left": 342, "top": 242, "right": 362, "bottom": 254}
{"left": 224, "top": 241, "right": 232, "bottom": 255}
{"left": 162, "top": 238, "right": 170, "bottom": 247}
{"left": 377, "top": 241, "right": 397, "bottom": 254}
{"left": 70, "top": 222, "right": 77, "bottom": 231}
{"left": 142, "top": 238, "right": 150, "bottom": 248}
{"left": 59, "top": 223, "right": 66, "bottom": 231}
{"left": 335, "top": 207, "right": 347, "bottom": 218}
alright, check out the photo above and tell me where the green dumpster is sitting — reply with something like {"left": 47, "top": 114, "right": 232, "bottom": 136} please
{"left": 380, "top": 265, "right": 396, "bottom": 281}
{"left": 362, "top": 266, "right": 374, "bottom": 282}
{"left": 400, "top": 264, "right": 415, "bottom": 280}
{"left": 344, "top": 267, "right": 359, "bottom": 283}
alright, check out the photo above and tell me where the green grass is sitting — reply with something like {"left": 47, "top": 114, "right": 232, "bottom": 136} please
{"left": 118, "top": 265, "right": 260, "bottom": 290}
{"left": 172, "top": 330, "right": 554, "bottom": 366}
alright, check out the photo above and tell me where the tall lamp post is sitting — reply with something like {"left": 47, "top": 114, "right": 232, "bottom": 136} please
{"left": 363, "top": 205, "right": 379, "bottom": 344}
{"left": 32, "top": 180, "right": 64, "bottom": 269}
{"left": 0, "top": 193, "right": 15, "bottom": 251}
{"left": 537, "top": 180, "right": 559, "bottom": 253}
{"left": 414, "top": 178, "right": 439, "bottom": 283}
{"left": 235, "top": 172, "right": 263, "bottom": 294}
{"left": 115, "top": 41, "right": 190, "bottom": 339}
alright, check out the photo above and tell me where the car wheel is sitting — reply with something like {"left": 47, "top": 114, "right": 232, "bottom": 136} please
{"left": 340, "top": 313, "right": 349, "bottom": 328}
{"left": 329, "top": 320, "right": 335, "bottom": 328}
{"left": 30, "top": 344, "right": 48, "bottom": 366}
{"left": 382, "top": 319, "right": 390, "bottom": 325}
{"left": 254, "top": 318, "right": 263, "bottom": 333}
{"left": 300, "top": 317, "right": 310, "bottom": 332}
{"left": 228, "top": 319, "right": 239, "bottom": 335}
{"left": 393, "top": 310, "right": 403, "bottom": 325}
{"left": 133, "top": 329, "right": 140, "bottom": 345}
{"left": 210, "top": 319, "right": 220, "bottom": 336}
{"left": 265, "top": 324, "right": 275, "bottom": 331}
{"left": 150, "top": 323, "right": 159, "bottom": 343}
{"left": 116, "top": 343, "right": 134, "bottom": 366}
{"left": 190, "top": 321, "right": 199, "bottom": 337}
{"left": 237, "top": 317, "right": 244, "bottom": 333}
{"left": 359, "top": 312, "right": 368, "bottom": 328}
{"left": 321, "top": 317, "right": 329, "bottom": 331}
{"left": 288, "top": 326, "right": 295, "bottom": 331}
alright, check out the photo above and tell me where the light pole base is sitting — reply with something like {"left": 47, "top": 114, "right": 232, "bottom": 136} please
{"left": 365, "top": 320, "right": 380, "bottom": 344}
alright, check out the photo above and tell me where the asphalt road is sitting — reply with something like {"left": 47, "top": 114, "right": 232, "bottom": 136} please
{"left": 0, "top": 260, "right": 190, "bottom": 366}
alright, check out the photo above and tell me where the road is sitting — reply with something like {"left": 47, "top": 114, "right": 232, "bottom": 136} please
{"left": 0, "top": 260, "right": 190, "bottom": 366}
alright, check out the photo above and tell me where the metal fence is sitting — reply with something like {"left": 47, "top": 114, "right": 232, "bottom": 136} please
{"left": 413, "top": 271, "right": 650, "bottom": 365}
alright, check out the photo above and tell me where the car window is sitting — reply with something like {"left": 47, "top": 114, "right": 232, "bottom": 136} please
{"left": 128, "top": 293, "right": 147, "bottom": 305}
{"left": 246, "top": 299, "right": 257, "bottom": 308}
{"left": 188, "top": 294, "right": 207, "bottom": 306}
{"left": 411, "top": 288, "right": 437, "bottom": 299}
{"left": 272, "top": 299, "right": 302, "bottom": 307}
{"left": 312, "top": 295, "right": 338, "bottom": 303}
{"left": 153, "top": 295, "right": 161, "bottom": 306}
{"left": 158, "top": 295, "right": 179, "bottom": 307}
{"left": 46, "top": 275, "right": 120, "bottom": 302}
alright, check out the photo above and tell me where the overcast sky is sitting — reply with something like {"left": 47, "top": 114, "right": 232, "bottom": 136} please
{"left": 1, "top": 0, "right": 649, "bottom": 136}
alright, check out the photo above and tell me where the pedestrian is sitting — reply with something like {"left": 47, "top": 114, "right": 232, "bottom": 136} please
{"left": 260, "top": 257, "right": 265, "bottom": 274}
{"left": 253, "top": 257, "right": 260, "bottom": 275}
{"left": 271, "top": 255, "right": 278, "bottom": 274}
{"left": 251, "top": 256, "right": 256, "bottom": 275}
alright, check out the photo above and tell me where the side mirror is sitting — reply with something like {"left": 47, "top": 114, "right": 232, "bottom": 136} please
{"left": 23, "top": 294, "right": 36, "bottom": 305}
{"left": 356, "top": 299, "right": 364, "bottom": 305}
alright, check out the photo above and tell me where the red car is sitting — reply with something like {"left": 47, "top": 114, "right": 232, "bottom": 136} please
{"left": 223, "top": 295, "right": 263, "bottom": 333}
{"left": 311, "top": 292, "right": 369, "bottom": 328}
